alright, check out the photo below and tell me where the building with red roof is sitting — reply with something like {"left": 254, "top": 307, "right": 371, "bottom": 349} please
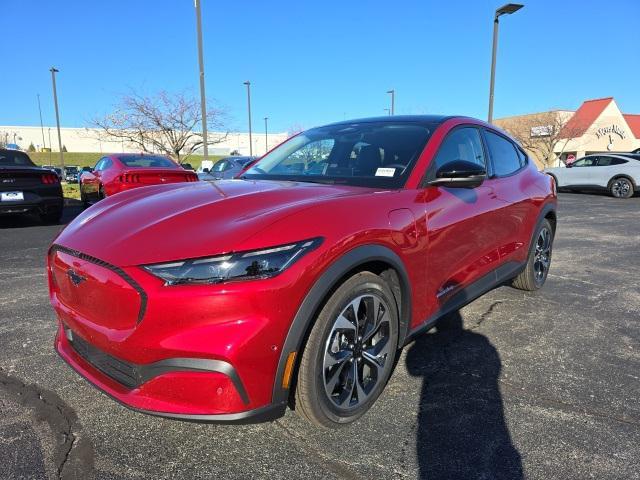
{"left": 496, "top": 98, "right": 640, "bottom": 168}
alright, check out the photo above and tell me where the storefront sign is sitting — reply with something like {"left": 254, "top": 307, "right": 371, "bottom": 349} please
{"left": 531, "top": 125, "right": 553, "bottom": 137}
{"left": 595, "top": 124, "right": 626, "bottom": 139}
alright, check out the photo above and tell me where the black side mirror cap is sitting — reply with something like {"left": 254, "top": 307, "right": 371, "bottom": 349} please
{"left": 428, "top": 160, "right": 487, "bottom": 188}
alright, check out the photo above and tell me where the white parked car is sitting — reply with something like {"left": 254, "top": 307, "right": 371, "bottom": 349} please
{"left": 544, "top": 154, "right": 640, "bottom": 198}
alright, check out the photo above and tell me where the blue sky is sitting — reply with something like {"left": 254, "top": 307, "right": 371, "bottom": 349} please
{"left": 1, "top": 0, "right": 639, "bottom": 133}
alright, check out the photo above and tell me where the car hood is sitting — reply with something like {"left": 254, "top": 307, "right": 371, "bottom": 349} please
{"left": 55, "top": 179, "right": 372, "bottom": 266}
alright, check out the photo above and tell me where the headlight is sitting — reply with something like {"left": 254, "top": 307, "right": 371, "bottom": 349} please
{"left": 142, "top": 238, "right": 322, "bottom": 285}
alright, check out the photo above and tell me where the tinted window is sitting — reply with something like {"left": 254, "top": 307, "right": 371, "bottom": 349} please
{"left": 431, "top": 127, "right": 486, "bottom": 174}
{"left": 598, "top": 156, "right": 628, "bottom": 166}
{"left": 515, "top": 147, "right": 528, "bottom": 167}
{"left": 244, "top": 122, "right": 435, "bottom": 188}
{"left": 484, "top": 131, "right": 521, "bottom": 176}
{"left": 572, "top": 157, "right": 597, "bottom": 167}
{"left": 94, "top": 158, "right": 107, "bottom": 171}
{"left": 118, "top": 155, "right": 177, "bottom": 168}
{"left": 0, "top": 150, "right": 35, "bottom": 166}
{"left": 212, "top": 160, "right": 229, "bottom": 172}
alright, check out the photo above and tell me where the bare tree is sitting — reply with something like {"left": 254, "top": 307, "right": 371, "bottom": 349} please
{"left": 497, "top": 111, "right": 586, "bottom": 167}
{"left": 91, "top": 90, "right": 229, "bottom": 162}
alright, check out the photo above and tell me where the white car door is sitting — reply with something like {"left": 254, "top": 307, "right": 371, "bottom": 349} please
{"left": 561, "top": 156, "right": 599, "bottom": 186}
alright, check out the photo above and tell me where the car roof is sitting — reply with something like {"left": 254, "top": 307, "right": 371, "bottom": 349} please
{"left": 583, "top": 153, "right": 639, "bottom": 160}
{"left": 320, "top": 115, "right": 454, "bottom": 128}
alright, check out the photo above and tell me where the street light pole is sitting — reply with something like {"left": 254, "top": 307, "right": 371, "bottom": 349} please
{"left": 387, "top": 89, "right": 395, "bottom": 115}
{"left": 194, "top": 0, "right": 209, "bottom": 161}
{"left": 49, "top": 67, "right": 64, "bottom": 168}
{"left": 244, "top": 81, "right": 253, "bottom": 156}
{"left": 264, "top": 116, "right": 268, "bottom": 154}
{"left": 37, "top": 94, "right": 46, "bottom": 151}
{"left": 488, "top": 3, "right": 524, "bottom": 123}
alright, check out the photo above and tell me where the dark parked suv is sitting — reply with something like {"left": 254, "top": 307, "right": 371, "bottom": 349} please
{"left": 0, "top": 149, "right": 63, "bottom": 223}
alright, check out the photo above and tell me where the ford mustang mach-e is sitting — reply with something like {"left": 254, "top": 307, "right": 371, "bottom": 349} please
{"left": 48, "top": 116, "right": 556, "bottom": 427}
{"left": 79, "top": 154, "right": 198, "bottom": 206}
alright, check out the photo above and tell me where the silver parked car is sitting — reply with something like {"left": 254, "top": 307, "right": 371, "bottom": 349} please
{"left": 544, "top": 154, "right": 640, "bottom": 198}
{"left": 197, "top": 156, "right": 256, "bottom": 181}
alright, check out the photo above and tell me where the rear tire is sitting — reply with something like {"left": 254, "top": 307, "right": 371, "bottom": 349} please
{"left": 295, "top": 272, "right": 399, "bottom": 428}
{"left": 609, "top": 177, "right": 634, "bottom": 198}
{"left": 512, "top": 219, "right": 554, "bottom": 291}
{"left": 80, "top": 188, "right": 89, "bottom": 208}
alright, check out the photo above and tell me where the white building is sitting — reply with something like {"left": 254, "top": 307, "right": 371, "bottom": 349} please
{"left": 0, "top": 125, "right": 289, "bottom": 157}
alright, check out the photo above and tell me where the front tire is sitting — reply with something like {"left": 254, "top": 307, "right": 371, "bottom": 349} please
{"left": 295, "top": 272, "right": 399, "bottom": 428}
{"left": 512, "top": 219, "right": 554, "bottom": 291}
{"left": 609, "top": 177, "right": 634, "bottom": 198}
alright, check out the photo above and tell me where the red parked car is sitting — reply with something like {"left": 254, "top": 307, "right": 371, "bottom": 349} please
{"left": 79, "top": 154, "right": 198, "bottom": 206}
{"left": 49, "top": 116, "right": 556, "bottom": 427}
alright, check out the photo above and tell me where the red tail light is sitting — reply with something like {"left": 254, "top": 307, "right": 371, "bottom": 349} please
{"left": 118, "top": 173, "right": 141, "bottom": 183}
{"left": 41, "top": 173, "right": 59, "bottom": 184}
{"left": 185, "top": 174, "right": 198, "bottom": 182}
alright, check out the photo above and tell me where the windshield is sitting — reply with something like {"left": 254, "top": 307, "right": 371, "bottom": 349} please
{"left": 243, "top": 121, "right": 435, "bottom": 188}
{"left": 118, "top": 155, "right": 178, "bottom": 168}
{"left": 0, "top": 150, "right": 35, "bottom": 167}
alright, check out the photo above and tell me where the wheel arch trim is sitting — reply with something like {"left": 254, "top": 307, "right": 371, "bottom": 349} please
{"left": 607, "top": 174, "right": 636, "bottom": 189}
{"left": 271, "top": 243, "right": 412, "bottom": 404}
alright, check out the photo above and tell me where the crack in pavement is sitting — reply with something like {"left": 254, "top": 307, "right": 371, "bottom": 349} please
{"left": 469, "top": 300, "right": 504, "bottom": 330}
{"left": 0, "top": 369, "right": 94, "bottom": 480}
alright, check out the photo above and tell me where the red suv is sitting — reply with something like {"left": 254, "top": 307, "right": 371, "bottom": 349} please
{"left": 48, "top": 116, "right": 556, "bottom": 427}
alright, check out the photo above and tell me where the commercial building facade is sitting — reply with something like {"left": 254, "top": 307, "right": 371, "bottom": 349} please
{"left": 496, "top": 98, "right": 640, "bottom": 168}
{"left": 0, "top": 125, "right": 289, "bottom": 158}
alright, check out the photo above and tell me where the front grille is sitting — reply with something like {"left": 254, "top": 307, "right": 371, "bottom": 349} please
{"left": 70, "top": 333, "right": 139, "bottom": 389}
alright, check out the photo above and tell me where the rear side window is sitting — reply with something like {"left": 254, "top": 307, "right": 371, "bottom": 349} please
{"left": 431, "top": 127, "right": 486, "bottom": 174}
{"left": 598, "top": 157, "right": 628, "bottom": 166}
{"left": 515, "top": 147, "right": 528, "bottom": 167}
{"left": 484, "top": 131, "right": 522, "bottom": 176}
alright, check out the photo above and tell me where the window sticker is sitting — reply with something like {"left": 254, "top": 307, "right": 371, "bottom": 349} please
{"left": 375, "top": 167, "right": 396, "bottom": 177}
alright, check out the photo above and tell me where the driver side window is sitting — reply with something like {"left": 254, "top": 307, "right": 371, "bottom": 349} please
{"left": 431, "top": 127, "right": 486, "bottom": 174}
{"left": 572, "top": 157, "right": 597, "bottom": 167}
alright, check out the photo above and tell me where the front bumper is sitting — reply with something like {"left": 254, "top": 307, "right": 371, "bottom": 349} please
{"left": 55, "top": 322, "right": 286, "bottom": 423}
{"left": 48, "top": 244, "right": 309, "bottom": 423}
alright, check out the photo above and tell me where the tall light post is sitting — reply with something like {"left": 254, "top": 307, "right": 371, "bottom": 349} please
{"left": 37, "top": 94, "right": 46, "bottom": 151}
{"left": 487, "top": 3, "right": 524, "bottom": 123}
{"left": 387, "top": 89, "right": 395, "bottom": 115}
{"left": 194, "top": 0, "right": 209, "bottom": 161}
{"left": 49, "top": 67, "right": 64, "bottom": 168}
{"left": 243, "top": 81, "right": 253, "bottom": 156}
{"left": 264, "top": 116, "right": 269, "bottom": 154}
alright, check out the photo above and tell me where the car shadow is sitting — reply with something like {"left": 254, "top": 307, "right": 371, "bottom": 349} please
{"left": 0, "top": 201, "right": 83, "bottom": 229}
{"left": 405, "top": 311, "right": 523, "bottom": 480}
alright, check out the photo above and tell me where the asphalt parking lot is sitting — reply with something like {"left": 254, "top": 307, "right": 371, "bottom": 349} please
{"left": 0, "top": 192, "right": 638, "bottom": 480}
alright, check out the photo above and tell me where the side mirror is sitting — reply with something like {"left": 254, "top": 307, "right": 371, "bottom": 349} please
{"left": 203, "top": 168, "right": 210, "bottom": 173}
{"left": 565, "top": 163, "right": 573, "bottom": 168}
{"left": 428, "top": 160, "right": 486, "bottom": 188}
